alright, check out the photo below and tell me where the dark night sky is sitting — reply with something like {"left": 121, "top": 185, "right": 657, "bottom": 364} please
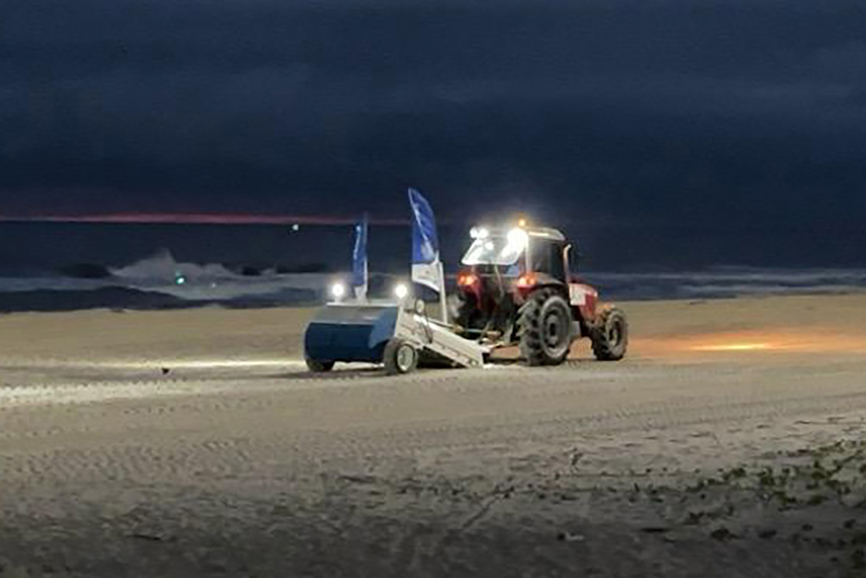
{"left": 2, "top": 0, "right": 865, "bottom": 269}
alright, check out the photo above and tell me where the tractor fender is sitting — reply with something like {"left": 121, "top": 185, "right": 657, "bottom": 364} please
{"left": 567, "top": 282, "right": 599, "bottom": 321}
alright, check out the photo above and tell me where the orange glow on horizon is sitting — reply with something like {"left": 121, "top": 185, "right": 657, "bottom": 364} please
{"left": 0, "top": 212, "right": 408, "bottom": 226}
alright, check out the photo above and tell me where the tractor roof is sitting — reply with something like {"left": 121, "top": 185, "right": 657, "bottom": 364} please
{"left": 471, "top": 225, "right": 566, "bottom": 241}
{"left": 525, "top": 227, "right": 566, "bottom": 242}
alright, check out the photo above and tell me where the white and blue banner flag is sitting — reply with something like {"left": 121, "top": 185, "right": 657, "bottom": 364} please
{"left": 408, "top": 188, "right": 444, "bottom": 294}
{"left": 351, "top": 213, "right": 369, "bottom": 300}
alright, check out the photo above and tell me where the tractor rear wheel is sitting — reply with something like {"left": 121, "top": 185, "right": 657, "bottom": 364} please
{"left": 517, "top": 289, "right": 573, "bottom": 366}
{"left": 591, "top": 306, "right": 628, "bottom": 361}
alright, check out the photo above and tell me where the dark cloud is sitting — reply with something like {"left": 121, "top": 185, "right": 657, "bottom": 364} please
{"left": 2, "top": 0, "right": 865, "bottom": 266}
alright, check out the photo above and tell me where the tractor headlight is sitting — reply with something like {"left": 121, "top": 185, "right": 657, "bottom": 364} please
{"left": 470, "top": 227, "right": 490, "bottom": 239}
{"left": 506, "top": 227, "right": 529, "bottom": 251}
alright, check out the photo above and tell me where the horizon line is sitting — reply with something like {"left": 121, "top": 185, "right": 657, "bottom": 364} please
{"left": 0, "top": 212, "right": 410, "bottom": 226}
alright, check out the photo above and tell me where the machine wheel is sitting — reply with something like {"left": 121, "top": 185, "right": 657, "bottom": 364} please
{"left": 591, "top": 306, "right": 628, "bottom": 361}
{"left": 517, "top": 289, "right": 573, "bottom": 366}
{"left": 305, "top": 357, "right": 335, "bottom": 372}
{"left": 383, "top": 339, "right": 419, "bottom": 375}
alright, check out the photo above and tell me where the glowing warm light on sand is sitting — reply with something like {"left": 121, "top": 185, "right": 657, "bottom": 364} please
{"left": 2, "top": 359, "right": 306, "bottom": 370}
{"left": 690, "top": 342, "right": 775, "bottom": 352}
{"left": 628, "top": 328, "right": 866, "bottom": 359}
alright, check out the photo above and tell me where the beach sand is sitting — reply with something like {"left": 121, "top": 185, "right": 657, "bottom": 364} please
{"left": 1, "top": 294, "right": 866, "bottom": 577}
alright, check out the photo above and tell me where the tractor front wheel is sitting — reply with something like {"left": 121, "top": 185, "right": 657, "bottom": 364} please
{"left": 518, "top": 289, "right": 573, "bottom": 366}
{"left": 591, "top": 306, "right": 628, "bottom": 361}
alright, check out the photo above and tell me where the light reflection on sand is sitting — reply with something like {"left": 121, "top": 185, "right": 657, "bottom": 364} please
{"left": 0, "top": 359, "right": 306, "bottom": 370}
{"left": 691, "top": 342, "right": 775, "bottom": 352}
{"left": 632, "top": 329, "right": 866, "bottom": 358}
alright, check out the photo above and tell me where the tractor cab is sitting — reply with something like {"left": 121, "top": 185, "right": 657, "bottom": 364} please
{"left": 454, "top": 223, "right": 577, "bottom": 338}
{"left": 458, "top": 225, "right": 573, "bottom": 289}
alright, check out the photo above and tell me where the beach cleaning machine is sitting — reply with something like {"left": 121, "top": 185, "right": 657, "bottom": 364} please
{"left": 304, "top": 297, "right": 486, "bottom": 375}
{"left": 303, "top": 190, "right": 487, "bottom": 375}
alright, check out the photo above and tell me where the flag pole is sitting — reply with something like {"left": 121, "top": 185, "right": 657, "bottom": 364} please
{"left": 438, "top": 260, "right": 448, "bottom": 324}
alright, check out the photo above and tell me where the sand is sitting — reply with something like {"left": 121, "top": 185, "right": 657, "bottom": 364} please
{"left": 1, "top": 294, "right": 866, "bottom": 577}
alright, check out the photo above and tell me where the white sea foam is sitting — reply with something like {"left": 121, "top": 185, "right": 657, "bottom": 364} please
{"left": 0, "top": 254, "right": 865, "bottom": 309}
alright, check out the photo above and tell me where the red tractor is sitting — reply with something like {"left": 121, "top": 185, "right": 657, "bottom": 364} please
{"left": 450, "top": 223, "right": 627, "bottom": 365}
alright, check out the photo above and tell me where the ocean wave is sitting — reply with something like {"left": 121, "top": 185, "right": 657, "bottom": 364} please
{"left": 585, "top": 268, "right": 866, "bottom": 300}
{"left": 0, "top": 260, "right": 865, "bottom": 311}
{"left": 110, "top": 249, "right": 238, "bottom": 283}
